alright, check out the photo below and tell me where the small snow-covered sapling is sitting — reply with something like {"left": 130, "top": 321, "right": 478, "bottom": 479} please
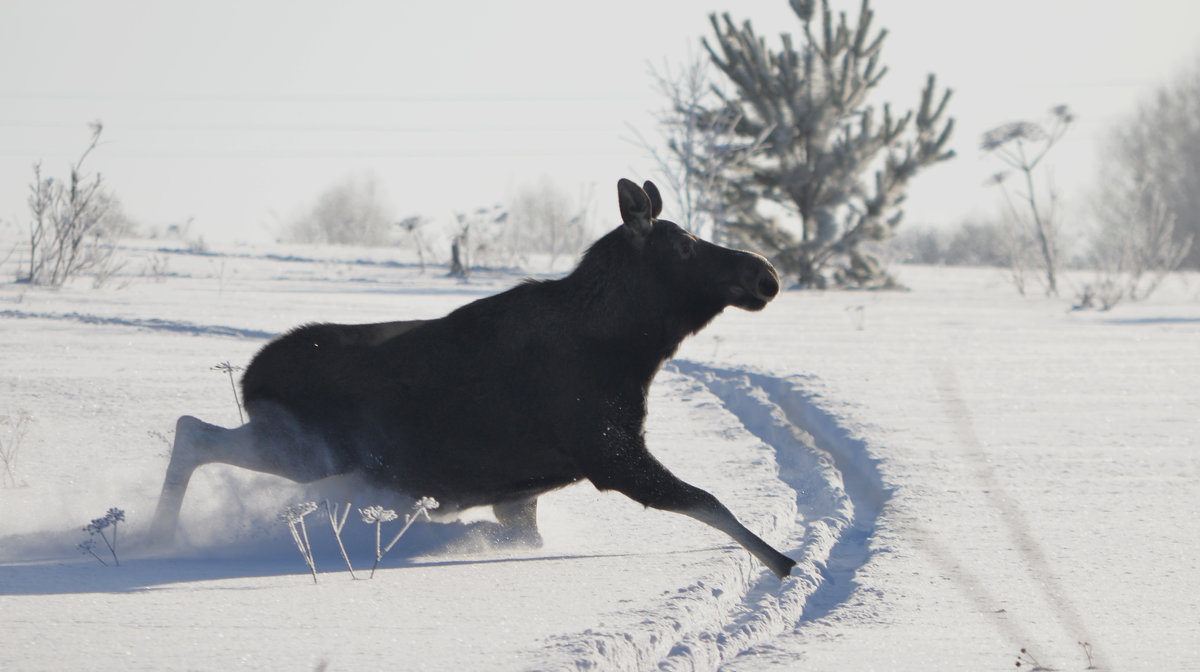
{"left": 147, "top": 429, "right": 173, "bottom": 458}
{"left": 279, "top": 502, "right": 319, "bottom": 583}
{"left": 324, "top": 500, "right": 356, "bottom": 579}
{"left": 1078, "top": 641, "right": 1096, "bottom": 669}
{"left": 211, "top": 361, "right": 245, "bottom": 424}
{"left": 361, "top": 497, "right": 439, "bottom": 578}
{"left": 1014, "top": 647, "right": 1049, "bottom": 670}
{"left": 78, "top": 507, "right": 125, "bottom": 566}
{"left": 0, "top": 410, "right": 32, "bottom": 488}
{"left": 359, "top": 505, "right": 398, "bottom": 579}
{"left": 76, "top": 537, "right": 107, "bottom": 566}
{"left": 384, "top": 497, "right": 440, "bottom": 557}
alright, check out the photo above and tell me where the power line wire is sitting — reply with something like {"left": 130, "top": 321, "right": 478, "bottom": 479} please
{"left": 0, "top": 91, "right": 646, "bottom": 103}
{"left": 0, "top": 120, "right": 614, "bottom": 133}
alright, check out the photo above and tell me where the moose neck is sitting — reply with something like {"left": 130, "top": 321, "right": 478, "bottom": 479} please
{"left": 562, "top": 231, "right": 725, "bottom": 380}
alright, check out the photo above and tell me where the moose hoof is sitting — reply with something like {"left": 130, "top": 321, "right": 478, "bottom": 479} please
{"left": 495, "top": 527, "right": 544, "bottom": 549}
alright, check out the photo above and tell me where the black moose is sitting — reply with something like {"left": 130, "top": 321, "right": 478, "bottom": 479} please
{"left": 151, "top": 178, "right": 796, "bottom": 579}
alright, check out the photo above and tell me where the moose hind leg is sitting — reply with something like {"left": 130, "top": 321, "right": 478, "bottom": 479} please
{"left": 493, "top": 497, "right": 543, "bottom": 547}
{"left": 150, "top": 415, "right": 227, "bottom": 545}
{"left": 150, "top": 406, "right": 347, "bottom": 545}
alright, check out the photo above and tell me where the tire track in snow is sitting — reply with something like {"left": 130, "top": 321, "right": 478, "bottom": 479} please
{"left": 935, "top": 366, "right": 1112, "bottom": 671}
{"left": 666, "top": 362, "right": 888, "bottom": 669}
{"left": 546, "top": 362, "right": 887, "bottom": 671}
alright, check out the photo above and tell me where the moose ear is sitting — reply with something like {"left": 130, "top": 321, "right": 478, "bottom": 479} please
{"left": 642, "top": 180, "right": 663, "bottom": 219}
{"left": 617, "top": 178, "right": 653, "bottom": 238}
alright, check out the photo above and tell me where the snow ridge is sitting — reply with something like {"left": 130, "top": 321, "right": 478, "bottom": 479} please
{"left": 545, "top": 362, "right": 886, "bottom": 671}
{"left": 0, "top": 309, "right": 276, "bottom": 340}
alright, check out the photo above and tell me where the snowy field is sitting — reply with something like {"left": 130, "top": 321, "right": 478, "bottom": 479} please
{"left": 1, "top": 240, "right": 1197, "bottom": 671}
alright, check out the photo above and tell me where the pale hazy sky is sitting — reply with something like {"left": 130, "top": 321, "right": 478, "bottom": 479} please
{"left": 2, "top": 0, "right": 1198, "bottom": 245}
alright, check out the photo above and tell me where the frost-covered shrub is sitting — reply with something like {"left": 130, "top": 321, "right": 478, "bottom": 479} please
{"left": 0, "top": 410, "right": 31, "bottom": 487}
{"left": 362, "top": 497, "right": 439, "bottom": 578}
{"left": 982, "top": 106, "right": 1074, "bottom": 297}
{"left": 285, "top": 173, "right": 394, "bottom": 246}
{"left": 279, "top": 502, "right": 320, "bottom": 583}
{"left": 211, "top": 361, "right": 245, "bottom": 424}
{"left": 22, "top": 123, "right": 129, "bottom": 287}
{"left": 889, "top": 220, "right": 1012, "bottom": 268}
{"left": 1078, "top": 178, "right": 1193, "bottom": 310}
{"left": 77, "top": 508, "right": 125, "bottom": 566}
{"left": 324, "top": 501, "right": 356, "bottom": 579}
{"left": 278, "top": 497, "right": 440, "bottom": 582}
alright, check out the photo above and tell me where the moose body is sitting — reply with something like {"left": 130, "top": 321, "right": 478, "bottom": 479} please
{"left": 151, "top": 179, "right": 796, "bottom": 579}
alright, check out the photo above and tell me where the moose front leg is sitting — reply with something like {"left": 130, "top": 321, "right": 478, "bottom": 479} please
{"left": 586, "top": 449, "right": 796, "bottom": 580}
{"left": 671, "top": 487, "right": 796, "bottom": 580}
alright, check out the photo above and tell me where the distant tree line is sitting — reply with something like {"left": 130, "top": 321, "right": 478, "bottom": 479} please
{"left": 282, "top": 173, "right": 593, "bottom": 276}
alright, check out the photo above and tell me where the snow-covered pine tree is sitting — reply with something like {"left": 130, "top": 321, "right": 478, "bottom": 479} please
{"left": 694, "top": 0, "right": 955, "bottom": 288}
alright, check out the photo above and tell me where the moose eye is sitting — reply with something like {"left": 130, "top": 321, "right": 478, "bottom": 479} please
{"left": 673, "top": 233, "right": 698, "bottom": 259}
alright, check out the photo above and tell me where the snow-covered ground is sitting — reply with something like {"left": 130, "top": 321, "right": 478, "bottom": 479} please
{"left": 1, "top": 241, "right": 1197, "bottom": 671}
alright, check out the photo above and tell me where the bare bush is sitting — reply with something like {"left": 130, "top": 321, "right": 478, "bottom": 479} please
{"left": 889, "top": 227, "right": 944, "bottom": 265}
{"left": 1077, "top": 178, "right": 1193, "bottom": 310}
{"left": 449, "top": 205, "right": 507, "bottom": 278}
{"left": 503, "top": 179, "right": 591, "bottom": 270}
{"left": 946, "top": 220, "right": 1008, "bottom": 268}
{"left": 287, "top": 173, "right": 393, "bottom": 246}
{"left": 891, "top": 219, "right": 1019, "bottom": 268}
{"left": 1, "top": 411, "right": 32, "bottom": 487}
{"left": 21, "top": 123, "right": 125, "bottom": 286}
{"left": 448, "top": 181, "right": 592, "bottom": 276}
{"left": 395, "top": 215, "right": 437, "bottom": 272}
{"left": 1103, "top": 58, "right": 1200, "bottom": 270}
{"left": 636, "top": 53, "right": 767, "bottom": 244}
